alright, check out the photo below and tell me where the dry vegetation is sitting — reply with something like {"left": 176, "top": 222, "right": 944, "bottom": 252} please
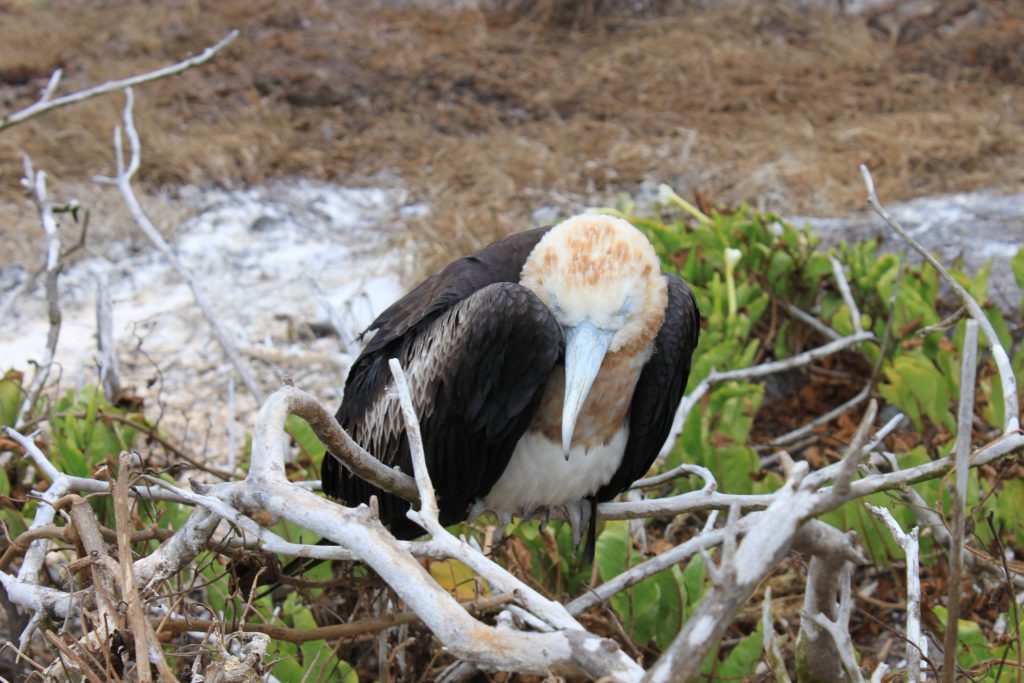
{"left": 1, "top": 0, "right": 1023, "bottom": 271}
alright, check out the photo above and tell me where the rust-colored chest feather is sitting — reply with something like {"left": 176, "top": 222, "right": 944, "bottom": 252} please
{"left": 531, "top": 346, "right": 650, "bottom": 449}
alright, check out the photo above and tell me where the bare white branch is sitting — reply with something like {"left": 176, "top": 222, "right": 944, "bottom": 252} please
{"left": 659, "top": 329, "right": 877, "bottom": 458}
{"left": 631, "top": 463, "right": 716, "bottom": 491}
{"left": 388, "top": 359, "right": 440, "bottom": 528}
{"left": 234, "top": 378, "right": 644, "bottom": 680}
{"left": 766, "top": 383, "right": 871, "bottom": 450}
{"left": 944, "top": 319, "right": 979, "bottom": 682}
{"left": 15, "top": 157, "right": 63, "bottom": 427}
{"left": 780, "top": 301, "right": 843, "bottom": 341}
{"left": 97, "top": 88, "right": 265, "bottom": 404}
{"left": 861, "top": 164, "right": 1019, "bottom": 434}
{"left": 830, "top": 255, "right": 863, "bottom": 333}
{"left": 866, "top": 504, "right": 924, "bottom": 682}
{"left": 796, "top": 530, "right": 863, "bottom": 683}
{"left": 0, "top": 31, "right": 239, "bottom": 133}
{"left": 94, "top": 270, "right": 121, "bottom": 403}
{"left": 2, "top": 425, "right": 191, "bottom": 503}
{"left": 803, "top": 564, "right": 865, "bottom": 683}
{"left": 762, "top": 588, "right": 792, "bottom": 683}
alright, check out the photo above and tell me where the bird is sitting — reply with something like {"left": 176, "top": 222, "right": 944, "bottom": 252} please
{"left": 321, "top": 213, "right": 700, "bottom": 552}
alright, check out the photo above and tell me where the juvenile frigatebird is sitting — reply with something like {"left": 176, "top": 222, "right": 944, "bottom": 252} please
{"left": 322, "top": 214, "right": 700, "bottom": 547}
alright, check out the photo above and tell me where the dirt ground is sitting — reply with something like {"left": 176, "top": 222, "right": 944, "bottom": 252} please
{"left": 1, "top": 0, "right": 1022, "bottom": 272}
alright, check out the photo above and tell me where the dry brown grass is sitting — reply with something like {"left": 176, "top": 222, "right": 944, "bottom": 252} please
{"left": 1, "top": 0, "right": 1022, "bottom": 271}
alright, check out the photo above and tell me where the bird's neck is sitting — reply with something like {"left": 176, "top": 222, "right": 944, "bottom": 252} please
{"left": 531, "top": 345, "right": 652, "bottom": 450}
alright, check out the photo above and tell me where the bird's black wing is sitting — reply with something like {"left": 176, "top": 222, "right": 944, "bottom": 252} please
{"left": 323, "top": 228, "right": 560, "bottom": 539}
{"left": 595, "top": 273, "right": 700, "bottom": 501}
{"left": 359, "top": 227, "right": 551, "bottom": 356}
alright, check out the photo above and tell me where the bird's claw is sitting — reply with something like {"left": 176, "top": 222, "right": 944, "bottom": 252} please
{"left": 561, "top": 499, "right": 592, "bottom": 552}
{"left": 492, "top": 509, "right": 513, "bottom": 545}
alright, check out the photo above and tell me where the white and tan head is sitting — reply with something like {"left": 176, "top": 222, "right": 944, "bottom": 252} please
{"left": 519, "top": 214, "right": 668, "bottom": 457}
{"left": 520, "top": 214, "right": 668, "bottom": 354}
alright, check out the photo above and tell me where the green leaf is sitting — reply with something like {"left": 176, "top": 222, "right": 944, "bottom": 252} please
{"left": 285, "top": 415, "right": 327, "bottom": 461}
{"left": 654, "top": 567, "right": 686, "bottom": 649}
{"left": 682, "top": 554, "right": 707, "bottom": 611}
{"left": 0, "top": 371, "right": 23, "bottom": 427}
{"left": 766, "top": 250, "right": 794, "bottom": 294}
{"left": 718, "top": 622, "right": 764, "bottom": 679}
{"left": 1012, "top": 246, "right": 1024, "bottom": 290}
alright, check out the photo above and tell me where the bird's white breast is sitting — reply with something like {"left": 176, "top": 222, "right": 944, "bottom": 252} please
{"left": 482, "top": 428, "right": 628, "bottom": 513}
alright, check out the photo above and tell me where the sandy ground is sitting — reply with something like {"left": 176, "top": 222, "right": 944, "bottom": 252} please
{"left": 1, "top": 180, "right": 409, "bottom": 460}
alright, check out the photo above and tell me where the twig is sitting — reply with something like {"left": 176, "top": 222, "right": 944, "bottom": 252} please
{"left": 133, "top": 506, "right": 221, "bottom": 589}
{"left": 867, "top": 504, "right": 925, "bottom": 682}
{"left": 0, "top": 30, "right": 239, "bottom": 133}
{"left": 803, "top": 563, "right": 866, "bottom": 683}
{"left": 763, "top": 383, "right": 871, "bottom": 450}
{"left": 95, "top": 271, "right": 121, "bottom": 403}
{"left": 917, "top": 306, "right": 966, "bottom": 337}
{"left": 2, "top": 425, "right": 192, "bottom": 503}
{"left": 861, "top": 164, "right": 1019, "bottom": 434}
{"left": 114, "top": 453, "right": 168, "bottom": 682}
{"left": 96, "top": 88, "right": 265, "bottom": 403}
{"left": 67, "top": 497, "right": 120, "bottom": 631}
{"left": 780, "top": 300, "right": 842, "bottom": 341}
{"left": 16, "top": 157, "right": 63, "bottom": 426}
{"left": 659, "top": 329, "right": 877, "bottom": 458}
{"left": 832, "top": 400, "right": 878, "bottom": 498}
{"left": 249, "top": 385, "right": 418, "bottom": 502}
{"left": 762, "top": 588, "right": 792, "bottom": 683}
{"left": 309, "top": 277, "right": 354, "bottom": 353}
{"left": 944, "top": 319, "right": 979, "bottom": 683}
{"left": 156, "top": 594, "right": 513, "bottom": 643}
{"left": 630, "top": 463, "right": 716, "bottom": 491}
{"left": 830, "top": 255, "right": 863, "bottom": 333}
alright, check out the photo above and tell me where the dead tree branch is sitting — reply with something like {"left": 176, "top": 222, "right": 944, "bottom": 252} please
{"left": 861, "top": 164, "right": 1019, "bottom": 434}
{"left": 867, "top": 504, "right": 925, "bottom": 682}
{"left": 0, "top": 31, "right": 238, "bottom": 133}
{"left": 94, "top": 270, "right": 121, "bottom": 403}
{"left": 95, "top": 88, "right": 265, "bottom": 403}
{"left": 15, "top": 157, "right": 63, "bottom": 427}
{"left": 944, "top": 319, "right": 979, "bottom": 682}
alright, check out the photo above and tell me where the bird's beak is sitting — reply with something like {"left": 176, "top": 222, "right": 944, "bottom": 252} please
{"left": 562, "top": 320, "right": 614, "bottom": 460}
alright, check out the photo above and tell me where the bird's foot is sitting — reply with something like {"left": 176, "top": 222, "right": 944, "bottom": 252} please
{"left": 560, "top": 499, "right": 592, "bottom": 552}
{"left": 469, "top": 500, "right": 592, "bottom": 553}
{"left": 467, "top": 498, "right": 488, "bottom": 523}
{"left": 491, "top": 509, "right": 514, "bottom": 546}
{"left": 538, "top": 506, "right": 551, "bottom": 534}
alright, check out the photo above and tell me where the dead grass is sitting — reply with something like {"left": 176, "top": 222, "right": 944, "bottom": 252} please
{"left": 1, "top": 0, "right": 1022, "bottom": 271}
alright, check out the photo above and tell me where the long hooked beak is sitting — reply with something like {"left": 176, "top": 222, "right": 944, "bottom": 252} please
{"left": 562, "top": 320, "right": 614, "bottom": 461}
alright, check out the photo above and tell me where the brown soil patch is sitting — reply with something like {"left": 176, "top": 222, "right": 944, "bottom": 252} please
{"left": 1, "top": 0, "right": 1022, "bottom": 271}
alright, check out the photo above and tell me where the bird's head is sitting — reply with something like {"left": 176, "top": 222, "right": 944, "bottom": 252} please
{"left": 520, "top": 214, "right": 668, "bottom": 458}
